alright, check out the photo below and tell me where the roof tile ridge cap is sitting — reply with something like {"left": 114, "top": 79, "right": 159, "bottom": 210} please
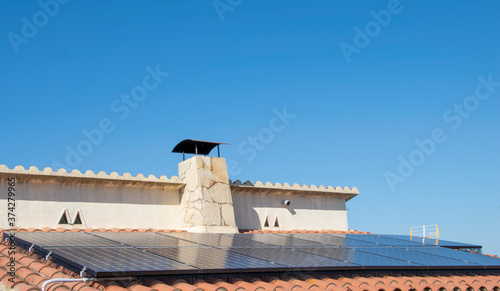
{"left": 62, "top": 167, "right": 181, "bottom": 183}
{"left": 252, "top": 181, "right": 355, "bottom": 192}
{"left": 253, "top": 181, "right": 264, "bottom": 187}
{"left": 0, "top": 165, "right": 184, "bottom": 184}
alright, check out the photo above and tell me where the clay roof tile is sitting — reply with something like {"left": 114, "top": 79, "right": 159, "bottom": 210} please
{"left": 11, "top": 282, "right": 39, "bottom": 291}
{"left": 195, "top": 282, "right": 227, "bottom": 291}
{"left": 103, "top": 284, "right": 130, "bottom": 291}
{"left": 127, "top": 282, "right": 156, "bottom": 291}
{"left": 214, "top": 281, "right": 245, "bottom": 291}
{"left": 233, "top": 280, "right": 265, "bottom": 291}
{"left": 251, "top": 279, "right": 284, "bottom": 291}
{"left": 38, "top": 266, "right": 62, "bottom": 278}
{"left": 173, "top": 282, "right": 203, "bottom": 291}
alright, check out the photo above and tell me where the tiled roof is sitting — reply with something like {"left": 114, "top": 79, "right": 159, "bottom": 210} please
{"left": 2, "top": 229, "right": 500, "bottom": 291}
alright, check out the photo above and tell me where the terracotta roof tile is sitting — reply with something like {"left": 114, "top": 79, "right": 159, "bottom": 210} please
{"left": 11, "top": 282, "right": 39, "bottom": 291}
{"left": 27, "top": 261, "right": 49, "bottom": 273}
{"left": 14, "top": 267, "right": 36, "bottom": 280}
{"left": 25, "top": 273, "right": 47, "bottom": 287}
{"left": 79, "top": 286, "right": 104, "bottom": 291}
{"left": 270, "top": 279, "right": 306, "bottom": 291}
{"left": 250, "top": 279, "right": 284, "bottom": 291}
{"left": 0, "top": 257, "right": 11, "bottom": 269}
{"left": 214, "top": 281, "right": 245, "bottom": 291}
{"left": 17, "top": 256, "right": 38, "bottom": 267}
{"left": 38, "top": 266, "right": 63, "bottom": 278}
{"left": 149, "top": 282, "right": 181, "bottom": 291}
{"left": 172, "top": 281, "right": 203, "bottom": 291}
{"left": 288, "top": 278, "right": 319, "bottom": 290}
{"left": 305, "top": 278, "right": 337, "bottom": 290}
{"left": 1, "top": 274, "right": 23, "bottom": 288}
{"left": 233, "top": 280, "right": 265, "bottom": 291}
{"left": 194, "top": 282, "right": 227, "bottom": 291}
{"left": 0, "top": 268, "right": 8, "bottom": 280}
{"left": 140, "top": 278, "right": 180, "bottom": 291}
{"left": 126, "top": 282, "right": 156, "bottom": 291}
{"left": 103, "top": 284, "right": 130, "bottom": 291}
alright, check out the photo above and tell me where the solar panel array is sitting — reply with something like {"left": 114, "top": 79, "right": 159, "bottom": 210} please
{"left": 5, "top": 232, "right": 500, "bottom": 277}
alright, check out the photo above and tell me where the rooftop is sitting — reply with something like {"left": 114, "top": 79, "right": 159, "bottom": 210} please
{"left": 1, "top": 228, "right": 500, "bottom": 291}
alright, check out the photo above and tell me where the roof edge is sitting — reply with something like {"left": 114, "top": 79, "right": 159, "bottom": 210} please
{"left": 0, "top": 164, "right": 184, "bottom": 186}
{"left": 229, "top": 179, "right": 359, "bottom": 199}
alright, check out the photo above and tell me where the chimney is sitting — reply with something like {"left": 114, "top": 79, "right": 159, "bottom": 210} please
{"left": 174, "top": 140, "right": 237, "bottom": 233}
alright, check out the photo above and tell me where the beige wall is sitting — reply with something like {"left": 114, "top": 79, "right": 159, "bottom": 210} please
{"left": 231, "top": 191, "right": 349, "bottom": 231}
{"left": 0, "top": 181, "right": 182, "bottom": 229}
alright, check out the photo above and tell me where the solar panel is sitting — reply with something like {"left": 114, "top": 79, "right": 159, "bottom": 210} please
{"left": 226, "top": 233, "right": 325, "bottom": 247}
{"left": 162, "top": 233, "right": 270, "bottom": 247}
{"left": 405, "top": 247, "right": 500, "bottom": 267}
{"left": 144, "top": 247, "right": 284, "bottom": 272}
{"left": 14, "top": 232, "right": 123, "bottom": 248}
{"left": 274, "top": 233, "right": 379, "bottom": 247}
{"left": 383, "top": 235, "right": 482, "bottom": 248}
{"left": 354, "top": 247, "right": 481, "bottom": 267}
{"left": 294, "top": 247, "right": 424, "bottom": 268}
{"left": 221, "top": 247, "right": 355, "bottom": 269}
{"left": 333, "top": 234, "right": 426, "bottom": 247}
{"left": 7, "top": 231, "right": 500, "bottom": 277}
{"left": 45, "top": 247, "right": 197, "bottom": 277}
{"left": 92, "top": 232, "right": 199, "bottom": 247}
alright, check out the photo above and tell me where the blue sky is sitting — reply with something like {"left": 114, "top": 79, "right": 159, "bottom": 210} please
{"left": 1, "top": 1, "right": 499, "bottom": 255}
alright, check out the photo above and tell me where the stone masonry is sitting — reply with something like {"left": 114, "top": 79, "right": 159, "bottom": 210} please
{"left": 178, "top": 156, "right": 238, "bottom": 233}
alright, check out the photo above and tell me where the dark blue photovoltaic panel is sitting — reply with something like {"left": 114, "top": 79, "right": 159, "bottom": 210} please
{"left": 45, "top": 247, "right": 197, "bottom": 277}
{"left": 5, "top": 231, "right": 499, "bottom": 277}
{"left": 275, "top": 233, "right": 379, "bottom": 247}
{"left": 294, "top": 247, "right": 423, "bottom": 268}
{"left": 382, "top": 235, "right": 482, "bottom": 248}
{"left": 221, "top": 247, "right": 355, "bottom": 268}
{"left": 227, "top": 233, "right": 325, "bottom": 247}
{"left": 163, "top": 233, "right": 270, "bottom": 247}
{"left": 144, "top": 247, "right": 284, "bottom": 271}
{"left": 406, "top": 247, "right": 500, "bottom": 266}
{"left": 92, "top": 232, "right": 199, "bottom": 247}
{"left": 355, "top": 247, "right": 480, "bottom": 267}
{"left": 14, "top": 232, "right": 123, "bottom": 247}
{"left": 334, "top": 234, "right": 426, "bottom": 247}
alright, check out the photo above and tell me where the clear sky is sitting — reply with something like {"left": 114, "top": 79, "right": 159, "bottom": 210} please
{"left": 1, "top": 1, "right": 499, "bottom": 255}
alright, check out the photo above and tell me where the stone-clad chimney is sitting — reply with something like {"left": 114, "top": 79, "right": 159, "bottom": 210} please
{"left": 178, "top": 156, "right": 238, "bottom": 233}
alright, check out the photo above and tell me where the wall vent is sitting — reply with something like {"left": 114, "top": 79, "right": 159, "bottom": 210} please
{"left": 58, "top": 209, "right": 70, "bottom": 225}
{"left": 264, "top": 216, "right": 270, "bottom": 227}
{"left": 274, "top": 217, "right": 281, "bottom": 228}
{"left": 73, "top": 211, "right": 83, "bottom": 225}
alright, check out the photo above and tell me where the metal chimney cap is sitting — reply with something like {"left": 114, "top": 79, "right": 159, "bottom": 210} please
{"left": 172, "top": 139, "right": 229, "bottom": 156}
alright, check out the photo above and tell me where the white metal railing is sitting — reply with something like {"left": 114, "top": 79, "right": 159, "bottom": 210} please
{"left": 410, "top": 224, "right": 439, "bottom": 239}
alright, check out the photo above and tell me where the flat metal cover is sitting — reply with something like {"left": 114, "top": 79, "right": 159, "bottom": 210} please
{"left": 172, "top": 139, "right": 229, "bottom": 155}
{"left": 4, "top": 232, "right": 500, "bottom": 278}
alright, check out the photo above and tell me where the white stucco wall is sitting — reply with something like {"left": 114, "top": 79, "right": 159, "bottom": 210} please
{"left": 232, "top": 191, "right": 349, "bottom": 231}
{"left": 0, "top": 181, "right": 182, "bottom": 229}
